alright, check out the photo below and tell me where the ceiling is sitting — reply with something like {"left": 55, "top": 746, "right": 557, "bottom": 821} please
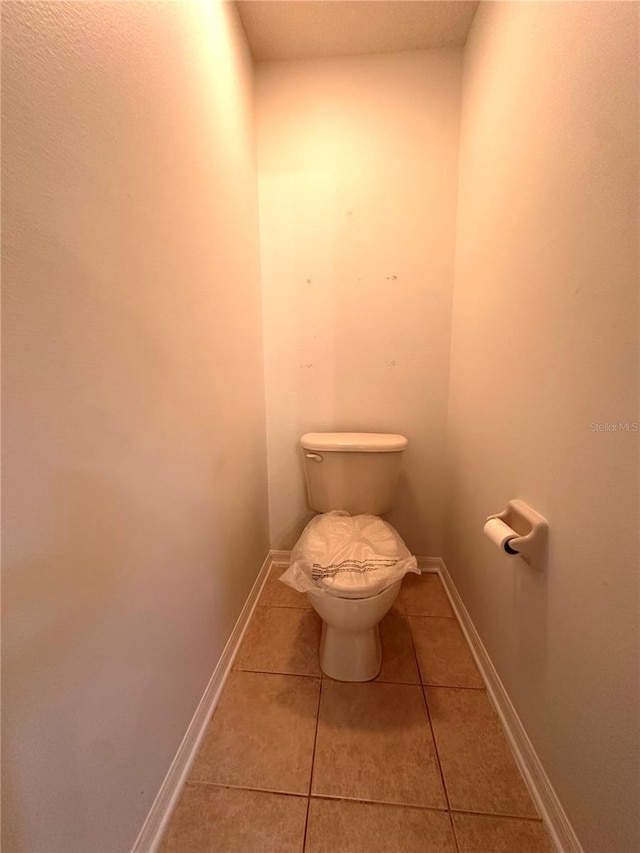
{"left": 236, "top": 1, "right": 480, "bottom": 62}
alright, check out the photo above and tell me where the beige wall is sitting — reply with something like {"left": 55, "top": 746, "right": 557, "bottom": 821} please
{"left": 256, "top": 49, "right": 462, "bottom": 553}
{"left": 445, "top": 3, "right": 639, "bottom": 852}
{"left": 1, "top": 3, "right": 269, "bottom": 852}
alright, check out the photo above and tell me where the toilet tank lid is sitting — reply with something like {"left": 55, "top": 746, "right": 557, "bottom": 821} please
{"left": 300, "top": 432, "right": 408, "bottom": 452}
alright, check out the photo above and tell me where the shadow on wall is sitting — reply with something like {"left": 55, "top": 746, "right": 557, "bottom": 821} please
{"left": 267, "top": 442, "right": 309, "bottom": 550}
{"left": 274, "top": 511, "right": 317, "bottom": 554}
{"left": 2, "top": 470, "right": 131, "bottom": 848}
{"left": 1, "top": 764, "right": 27, "bottom": 853}
{"left": 511, "top": 549, "right": 549, "bottom": 712}
{"left": 4, "top": 470, "right": 129, "bottom": 670}
{"left": 385, "top": 467, "right": 426, "bottom": 555}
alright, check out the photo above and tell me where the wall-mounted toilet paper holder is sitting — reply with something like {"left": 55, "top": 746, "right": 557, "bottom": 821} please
{"left": 486, "top": 499, "right": 548, "bottom": 567}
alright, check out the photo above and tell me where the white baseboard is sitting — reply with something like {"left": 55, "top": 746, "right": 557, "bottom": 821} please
{"left": 416, "top": 556, "right": 440, "bottom": 572}
{"left": 130, "top": 551, "right": 273, "bottom": 853}
{"left": 436, "top": 558, "right": 583, "bottom": 853}
{"left": 269, "top": 548, "right": 292, "bottom": 565}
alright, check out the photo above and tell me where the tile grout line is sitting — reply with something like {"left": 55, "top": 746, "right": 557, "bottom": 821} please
{"left": 187, "top": 779, "right": 309, "bottom": 799}
{"left": 417, "top": 687, "right": 462, "bottom": 853}
{"left": 404, "top": 599, "right": 449, "bottom": 791}
{"left": 449, "top": 807, "right": 546, "bottom": 823}
{"left": 450, "top": 812, "right": 463, "bottom": 853}
{"left": 403, "top": 590, "right": 456, "bottom": 817}
{"left": 238, "top": 663, "right": 477, "bottom": 689}
{"left": 407, "top": 613, "right": 461, "bottom": 621}
{"left": 186, "top": 775, "right": 549, "bottom": 823}
{"left": 309, "top": 791, "right": 449, "bottom": 808}
{"left": 405, "top": 581, "right": 463, "bottom": 853}
{"left": 236, "top": 663, "right": 488, "bottom": 691}
{"left": 301, "top": 676, "right": 323, "bottom": 852}
{"left": 234, "top": 666, "right": 321, "bottom": 680}
{"left": 418, "top": 682, "right": 454, "bottom": 809}
{"left": 447, "top": 810, "right": 461, "bottom": 853}
{"left": 303, "top": 792, "right": 452, "bottom": 813}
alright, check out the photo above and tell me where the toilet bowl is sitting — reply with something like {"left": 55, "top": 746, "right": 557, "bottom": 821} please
{"left": 307, "top": 580, "right": 401, "bottom": 681}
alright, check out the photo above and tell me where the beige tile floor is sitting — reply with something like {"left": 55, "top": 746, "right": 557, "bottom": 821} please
{"left": 161, "top": 570, "right": 555, "bottom": 853}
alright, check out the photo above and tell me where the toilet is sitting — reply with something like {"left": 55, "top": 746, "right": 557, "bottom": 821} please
{"left": 298, "top": 431, "right": 413, "bottom": 682}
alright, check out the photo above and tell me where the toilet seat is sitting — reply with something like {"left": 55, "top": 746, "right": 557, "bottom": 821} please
{"left": 282, "top": 512, "right": 418, "bottom": 598}
{"left": 315, "top": 572, "right": 398, "bottom": 600}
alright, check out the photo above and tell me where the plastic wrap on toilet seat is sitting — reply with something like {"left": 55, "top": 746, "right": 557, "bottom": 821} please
{"left": 279, "top": 511, "right": 419, "bottom": 598}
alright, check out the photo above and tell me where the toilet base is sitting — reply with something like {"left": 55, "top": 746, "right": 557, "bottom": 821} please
{"left": 318, "top": 622, "right": 382, "bottom": 682}
{"left": 307, "top": 580, "right": 401, "bottom": 682}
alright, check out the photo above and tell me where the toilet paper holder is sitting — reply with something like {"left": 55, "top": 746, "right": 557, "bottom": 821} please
{"left": 486, "top": 499, "right": 548, "bottom": 567}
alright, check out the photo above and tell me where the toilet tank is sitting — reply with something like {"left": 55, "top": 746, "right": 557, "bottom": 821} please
{"left": 300, "top": 432, "right": 408, "bottom": 515}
